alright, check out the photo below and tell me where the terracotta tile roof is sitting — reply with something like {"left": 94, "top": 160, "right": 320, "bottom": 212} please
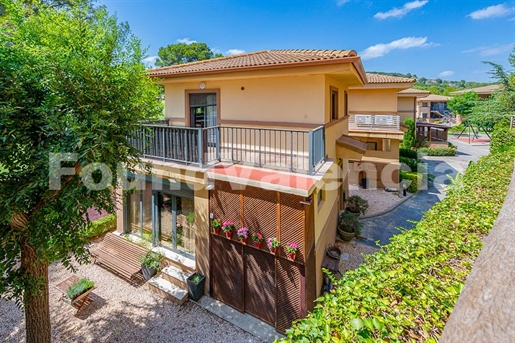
{"left": 449, "top": 84, "right": 502, "bottom": 95}
{"left": 418, "top": 94, "right": 452, "bottom": 101}
{"left": 149, "top": 49, "right": 357, "bottom": 77}
{"left": 366, "top": 73, "right": 416, "bottom": 84}
{"left": 398, "top": 88, "right": 431, "bottom": 94}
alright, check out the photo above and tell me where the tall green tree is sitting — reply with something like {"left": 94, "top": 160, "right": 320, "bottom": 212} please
{"left": 447, "top": 92, "right": 480, "bottom": 117}
{"left": 468, "top": 47, "right": 515, "bottom": 126}
{"left": 155, "top": 42, "right": 223, "bottom": 67}
{"left": 401, "top": 118, "right": 415, "bottom": 149}
{"left": 0, "top": 1, "right": 161, "bottom": 342}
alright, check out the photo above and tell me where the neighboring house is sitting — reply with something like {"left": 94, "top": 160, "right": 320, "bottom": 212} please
{"left": 449, "top": 84, "right": 502, "bottom": 99}
{"left": 115, "top": 50, "right": 411, "bottom": 333}
{"left": 397, "top": 88, "right": 431, "bottom": 123}
{"left": 347, "top": 74, "right": 416, "bottom": 188}
{"left": 416, "top": 94, "right": 452, "bottom": 122}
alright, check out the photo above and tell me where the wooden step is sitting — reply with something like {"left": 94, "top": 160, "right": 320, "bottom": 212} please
{"left": 161, "top": 265, "right": 192, "bottom": 289}
{"left": 147, "top": 275, "right": 188, "bottom": 305}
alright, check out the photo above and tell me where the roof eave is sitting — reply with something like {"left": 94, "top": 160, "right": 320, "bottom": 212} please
{"left": 149, "top": 56, "right": 362, "bottom": 79}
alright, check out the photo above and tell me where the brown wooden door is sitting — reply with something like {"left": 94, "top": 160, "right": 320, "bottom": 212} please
{"left": 244, "top": 246, "right": 275, "bottom": 325}
{"left": 211, "top": 235, "right": 244, "bottom": 312}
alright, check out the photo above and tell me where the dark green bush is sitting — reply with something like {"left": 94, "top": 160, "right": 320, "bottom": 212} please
{"left": 399, "top": 156, "right": 418, "bottom": 172}
{"left": 66, "top": 278, "right": 94, "bottom": 299}
{"left": 283, "top": 148, "right": 515, "bottom": 343}
{"left": 417, "top": 147, "right": 457, "bottom": 156}
{"left": 400, "top": 171, "right": 422, "bottom": 192}
{"left": 490, "top": 128, "right": 515, "bottom": 154}
{"left": 84, "top": 214, "right": 116, "bottom": 239}
{"left": 401, "top": 118, "right": 415, "bottom": 149}
{"left": 399, "top": 148, "right": 418, "bottom": 160}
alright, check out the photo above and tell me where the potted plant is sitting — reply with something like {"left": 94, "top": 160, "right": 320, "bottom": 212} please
{"left": 285, "top": 242, "right": 298, "bottom": 261}
{"left": 237, "top": 227, "right": 249, "bottom": 243}
{"left": 186, "top": 272, "right": 206, "bottom": 302}
{"left": 66, "top": 278, "right": 95, "bottom": 301}
{"left": 338, "top": 211, "right": 363, "bottom": 241}
{"left": 222, "top": 221, "right": 235, "bottom": 239}
{"left": 267, "top": 237, "right": 280, "bottom": 254}
{"left": 140, "top": 251, "right": 162, "bottom": 280}
{"left": 345, "top": 195, "right": 369, "bottom": 216}
{"left": 211, "top": 218, "right": 222, "bottom": 234}
{"left": 251, "top": 232, "right": 263, "bottom": 248}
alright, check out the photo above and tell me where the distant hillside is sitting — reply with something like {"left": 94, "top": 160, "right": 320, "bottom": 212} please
{"left": 369, "top": 71, "right": 495, "bottom": 95}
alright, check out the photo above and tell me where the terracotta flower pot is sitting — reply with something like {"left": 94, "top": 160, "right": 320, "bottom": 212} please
{"left": 287, "top": 253, "right": 296, "bottom": 261}
{"left": 240, "top": 237, "right": 247, "bottom": 244}
{"left": 213, "top": 227, "right": 221, "bottom": 234}
{"left": 225, "top": 231, "right": 232, "bottom": 239}
{"left": 254, "top": 241, "right": 262, "bottom": 249}
{"left": 269, "top": 247, "right": 277, "bottom": 254}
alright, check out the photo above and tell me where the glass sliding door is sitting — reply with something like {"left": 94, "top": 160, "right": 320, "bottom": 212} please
{"left": 156, "top": 192, "right": 195, "bottom": 258}
{"left": 126, "top": 181, "right": 153, "bottom": 243}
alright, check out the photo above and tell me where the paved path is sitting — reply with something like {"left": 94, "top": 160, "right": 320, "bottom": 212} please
{"left": 359, "top": 139, "right": 490, "bottom": 247}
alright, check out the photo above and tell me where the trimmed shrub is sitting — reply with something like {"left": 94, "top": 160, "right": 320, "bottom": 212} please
{"left": 490, "top": 128, "right": 515, "bottom": 154}
{"left": 417, "top": 147, "right": 457, "bottom": 156}
{"left": 399, "top": 156, "right": 418, "bottom": 172}
{"left": 400, "top": 171, "right": 423, "bottom": 193}
{"left": 283, "top": 148, "right": 515, "bottom": 343}
{"left": 84, "top": 214, "right": 116, "bottom": 239}
{"left": 401, "top": 118, "right": 415, "bottom": 149}
{"left": 399, "top": 148, "right": 418, "bottom": 160}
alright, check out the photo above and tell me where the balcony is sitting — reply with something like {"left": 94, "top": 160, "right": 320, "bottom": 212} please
{"left": 349, "top": 114, "right": 401, "bottom": 131}
{"left": 129, "top": 124, "right": 326, "bottom": 175}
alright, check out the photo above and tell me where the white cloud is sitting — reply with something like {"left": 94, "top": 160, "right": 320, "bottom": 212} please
{"left": 468, "top": 4, "right": 515, "bottom": 19}
{"left": 374, "top": 0, "right": 428, "bottom": 20}
{"left": 360, "top": 36, "right": 437, "bottom": 60}
{"left": 142, "top": 56, "right": 158, "bottom": 67}
{"left": 438, "top": 71, "right": 454, "bottom": 78}
{"left": 336, "top": 0, "right": 350, "bottom": 6}
{"left": 462, "top": 43, "right": 514, "bottom": 56}
{"left": 177, "top": 38, "right": 197, "bottom": 44}
{"left": 226, "top": 49, "right": 245, "bottom": 56}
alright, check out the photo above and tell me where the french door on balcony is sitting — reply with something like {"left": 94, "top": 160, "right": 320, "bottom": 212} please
{"left": 189, "top": 93, "right": 217, "bottom": 128}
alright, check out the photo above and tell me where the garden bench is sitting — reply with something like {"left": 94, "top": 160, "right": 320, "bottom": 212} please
{"left": 90, "top": 233, "right": 148, "bottom": 285}
{"left": 55, "top": 275, "right": 96, "bottom": 314}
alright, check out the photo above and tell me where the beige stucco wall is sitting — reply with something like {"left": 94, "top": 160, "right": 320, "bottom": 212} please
{"left": 313, "top": 162, "right": 340, "bottom": 292}
{"left": 193, "top": 188, "right": 210, "bottom": 293}
{"left": 164, "top": 75, "right": 326, "bottom": 126}
{"left": 397, "top": 97, "right": 416, "bottom": 123}
{"left": 348, "top": 88, "right": 398, "bottom": 114}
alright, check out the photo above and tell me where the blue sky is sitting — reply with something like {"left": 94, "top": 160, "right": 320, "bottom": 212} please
{"left": 99, "top": 0, "right": 515, "bottom": 82}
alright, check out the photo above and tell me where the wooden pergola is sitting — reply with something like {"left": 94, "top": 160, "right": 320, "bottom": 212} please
{"left": 416, "top": 122, "right": 450, "bottom": 143}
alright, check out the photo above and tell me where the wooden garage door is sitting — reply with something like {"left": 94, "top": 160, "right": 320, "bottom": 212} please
{"left": 244, "top": 246, "right": 275, "bottom": 325}
{"left": 211, "top": 235, "right": 244, "bottom": 312}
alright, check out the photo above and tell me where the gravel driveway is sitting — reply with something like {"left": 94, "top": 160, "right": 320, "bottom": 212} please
{"left": 0, "top": 261, "right": 262, "bottom": 343}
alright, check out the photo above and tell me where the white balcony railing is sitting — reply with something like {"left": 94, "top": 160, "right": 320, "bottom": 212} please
{"left": 349, "top": 114, "right": 400, "bottom": 131}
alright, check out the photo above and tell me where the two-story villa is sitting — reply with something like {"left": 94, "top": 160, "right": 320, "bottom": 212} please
{"left": 115, "top": 50, "right": 413, "bottom": 332}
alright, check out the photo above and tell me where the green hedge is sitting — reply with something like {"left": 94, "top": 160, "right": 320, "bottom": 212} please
{"left": 399, "top": 148, "right": 418, "bottom": 160}
{"left": 283, "top": 148, "right": 515, "bottom": 343}
{"left": 84, "top": 214, "right": 116, "bottom": 239}
{"left": 400, "top": 171, "right": 423, "bottom": 193}
{"left": 417, "top": 147, "right": 457, "bottom": 156}
{"left": 490, "top": 128, "right": 515, "bottom": 154}
{"left": 399, "top": 157, "right": 418, "bottom": 173}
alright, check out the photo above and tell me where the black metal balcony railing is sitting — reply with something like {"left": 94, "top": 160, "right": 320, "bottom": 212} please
{"left": 129, "top": 124, "right": 326, "bottom": 175}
